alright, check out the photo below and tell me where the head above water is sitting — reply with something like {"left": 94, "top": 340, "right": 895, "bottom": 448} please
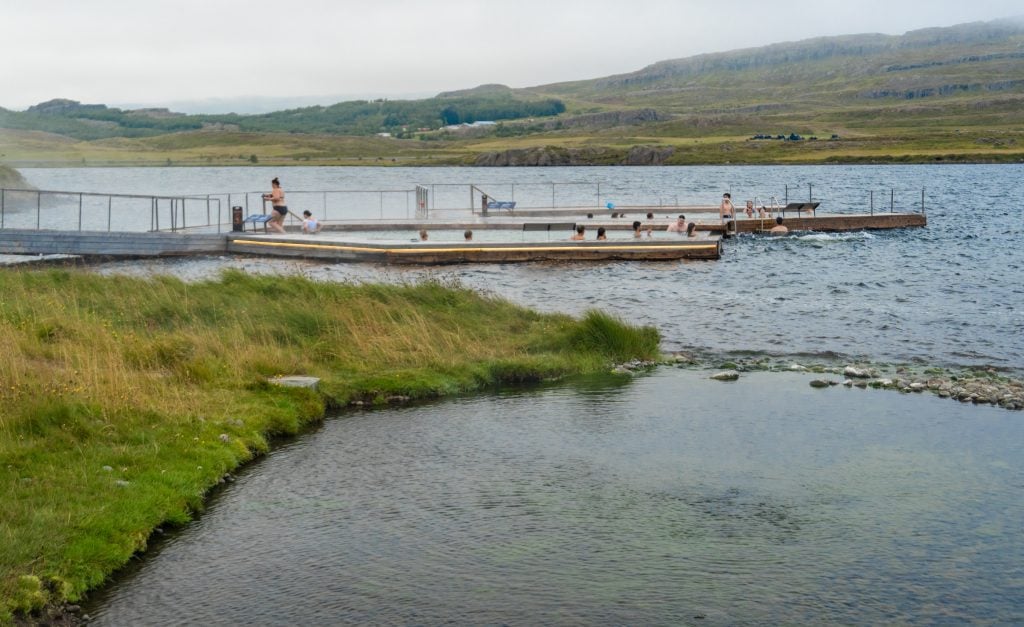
{"left": 302, "top": 210, "right": 311, "bottom": 217}
{"left": 576, "top": 225, "right": 585, "bottom": 234}
{"left": 271, "top": 177, "right": 280, "bottom": 187}
{"left": 686, "top": 222, "right": 696, "bottom": 236}
{"left": 464, "top": 229, "right": 473, "bottom": 240}
{"left": 776, "top": 216, "right": 784, "bottom": 225}
{"left": 723, "top": 192, "right": 731, "bottom": 199}
{"left": 597, "top": 227, "right": 607, "bottom": 237}
{"left": 632, "top": 221, "right": 642, "bottom": 231}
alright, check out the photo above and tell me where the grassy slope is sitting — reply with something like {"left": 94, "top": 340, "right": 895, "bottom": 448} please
{"left": 2, "top": 21, "right": 1023, "bottom": 166}
{"left": 0, "top": 269, "right": 659, "bottom": 621}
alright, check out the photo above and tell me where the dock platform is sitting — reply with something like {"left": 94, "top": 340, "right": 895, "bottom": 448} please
{"left": 226, "top": 233, "right": 723, "bottom": 263}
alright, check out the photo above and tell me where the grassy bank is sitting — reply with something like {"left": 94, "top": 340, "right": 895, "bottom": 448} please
{"left": 0, "top": 269, "right": 659, "bottom": 622}
{"left": 2, "top": 126, "right": 1023, "bottom": 168}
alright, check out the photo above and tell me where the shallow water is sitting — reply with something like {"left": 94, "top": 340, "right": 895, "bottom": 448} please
{"left": 85, "top": 370, "right": 1024, "bottom": 625}
{"left": 21, "top": 164, "right": 1021, "bottom": 370}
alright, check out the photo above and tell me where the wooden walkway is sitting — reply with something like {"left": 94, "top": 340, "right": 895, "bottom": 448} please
{"left": 0, "top": 212, "right": 925, "bottom": 263}
{"left": 227, "top": 234, "right": 723, "bottom": 263}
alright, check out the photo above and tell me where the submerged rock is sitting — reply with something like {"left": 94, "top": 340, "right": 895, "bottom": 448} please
{"left": 809, "top": 379, "right": 832, "bottom": 388}
{"left": 844, "top": 366, "right": 874, "bottom": 379}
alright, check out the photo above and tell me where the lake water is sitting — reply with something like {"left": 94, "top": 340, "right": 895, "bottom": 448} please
{"left": 13, "top": 164, "right": 1023, "bottom": 623}
{"left": 84, "top": 370, "right": 1024, "bottom": 625}
{"left": 18, "top": 164, "right": 1024, "bottom": 371}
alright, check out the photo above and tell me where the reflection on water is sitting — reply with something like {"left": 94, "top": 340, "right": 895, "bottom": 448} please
{"left": 87, "top": 371, "right": 1024, "bottom": 625}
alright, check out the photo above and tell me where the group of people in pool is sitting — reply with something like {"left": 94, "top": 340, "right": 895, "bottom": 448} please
{"left": 263, "top": 179, "right": 790, "bottom": 239}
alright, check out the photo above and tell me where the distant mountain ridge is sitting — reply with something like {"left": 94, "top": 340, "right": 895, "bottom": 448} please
{"left": 2, "top": 16, "right": 1023, "bottom": 162}
{"left": 542, "top": 18, "right": 1024, "bottom": 93}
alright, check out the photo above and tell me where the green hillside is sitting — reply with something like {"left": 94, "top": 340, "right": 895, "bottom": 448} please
{"left": 2, "top": 17, "right": 1023, "bottom": 165}
{"left": 524, "top": 18, "right": 1024, "bottom": 133}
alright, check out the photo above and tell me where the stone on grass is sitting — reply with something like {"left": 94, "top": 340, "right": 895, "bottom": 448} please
{"left": 268, "top": 375, "right": 320, "bottom": 390}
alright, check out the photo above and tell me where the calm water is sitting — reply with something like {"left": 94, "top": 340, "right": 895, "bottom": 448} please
{"left": 85, "top": 370, "right": 1024, "bottom": 625}
{"left": 20, "top": 164, "right": 1024, "bottom": 371}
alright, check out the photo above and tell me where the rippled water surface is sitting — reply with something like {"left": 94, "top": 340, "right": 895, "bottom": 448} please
{"left": 21, "top": 164, "right": 1023, "bottom": 369}
{"left": 86, "top": 370, "right": 1024, "bottom": 625}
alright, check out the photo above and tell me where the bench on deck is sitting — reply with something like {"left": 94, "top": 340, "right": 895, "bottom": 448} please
{"left": 242, "top": 214, "right": 273, "bottom": 232}
{"left": 522, "top": 222, "right": 575, "bottom": 233}
{"left": 486, "top": 200, "right": 517, "bottom": 211}
{"left": 782, "top": 202, "right": 820, "bottom": 216}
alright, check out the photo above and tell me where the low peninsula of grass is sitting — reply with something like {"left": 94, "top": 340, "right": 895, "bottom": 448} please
{"left": 0, "top": 269, "right": 659, "bottom": 622}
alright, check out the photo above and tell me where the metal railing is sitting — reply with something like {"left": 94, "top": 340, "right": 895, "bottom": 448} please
{"left": 0, "top": 188, "right": 225, "bottom": 233}
{"left": 1, "top": 183, "right": 928, "bottom": 233}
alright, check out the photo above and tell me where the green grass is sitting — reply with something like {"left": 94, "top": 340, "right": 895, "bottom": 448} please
{"left": 0, "top": 269, "right": 659, "bottom": 622}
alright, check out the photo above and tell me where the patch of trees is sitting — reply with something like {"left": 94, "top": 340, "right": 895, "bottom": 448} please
{"left": 1, "top": 96, "right": 567, "bottom": 140}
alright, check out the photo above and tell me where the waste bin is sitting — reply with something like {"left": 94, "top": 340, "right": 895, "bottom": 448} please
{"left": 232, "top": 206, "right": 244, "bottom": 232}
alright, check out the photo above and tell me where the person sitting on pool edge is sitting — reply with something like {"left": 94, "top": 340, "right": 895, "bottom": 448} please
{"left": 301, "top": 210, "right": 319, "bottom": 234}
{"left": 769, "top": 216, "right": 788, "bottom": 235}
{"left": 571, "top": 225, "right": 586, "bottom": 241}
{"left": 667, "top": 215, "right": 687, "bottom": 232}
{"left": 597, "top": 227, "right": 607, "bottom": 240}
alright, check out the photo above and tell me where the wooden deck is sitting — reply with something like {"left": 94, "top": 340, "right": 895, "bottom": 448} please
{"left": 226, "top": 234, "right": 723, "bottom": 264}
{"left": 0, "top": 211, "right": 925, "bottom": 263}
{"left": 701, "top": 212, "right": 927, "bottom": 234}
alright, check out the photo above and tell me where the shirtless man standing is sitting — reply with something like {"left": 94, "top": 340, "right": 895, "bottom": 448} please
{"left": 719, "top": 193, "right": 735, "bottom": 222}
{"left": 262, "top": 177, "right": 287, "bottom": 234}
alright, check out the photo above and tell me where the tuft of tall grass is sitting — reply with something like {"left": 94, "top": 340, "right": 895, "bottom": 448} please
{"left": 560, "top": 310, "right": 661, "bottom": 364}
{"left": 0, "top": 268, "right": 659, "bottom": 620}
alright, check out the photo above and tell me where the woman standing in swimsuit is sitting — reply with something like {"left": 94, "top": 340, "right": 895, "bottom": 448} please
{"left": 263, "top": 177, "right": 288, "bottom": 233}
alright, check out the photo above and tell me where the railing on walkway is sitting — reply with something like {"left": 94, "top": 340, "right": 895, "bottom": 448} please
{"left": 0, "top": 188, "right": 227, "bottom": 233}
{"left": 0, "top": 183, "right": 927, "bottom": 233}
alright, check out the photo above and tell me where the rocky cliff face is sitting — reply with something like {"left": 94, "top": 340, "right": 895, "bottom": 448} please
{"left": 473, "top": 144, "right": 675, "bottom": 166}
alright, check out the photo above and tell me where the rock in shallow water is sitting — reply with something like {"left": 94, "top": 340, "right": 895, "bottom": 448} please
{"left": 710, "top": 372, "right": 740, "bottom": 381}
{"left": 809, "top": 379, "right": 832, "bottom": 388}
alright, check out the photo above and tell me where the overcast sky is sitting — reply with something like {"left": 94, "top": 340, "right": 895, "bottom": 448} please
{"left": 1, "top": 0, "right": 1021, "bottom": 112}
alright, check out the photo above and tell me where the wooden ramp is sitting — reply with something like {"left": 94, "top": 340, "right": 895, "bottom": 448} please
{"left": 0, "top": 229, "right": 227, "bottom": 256}
{"left": 227, "top": 234, "right": 722, "bottom": 264}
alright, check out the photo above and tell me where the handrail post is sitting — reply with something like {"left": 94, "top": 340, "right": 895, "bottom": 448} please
{"left": 1, "top": 189, "right": 5, "bottom": 229}
{"left": 379, "top": 191, "right": 384, "bottom": 219}
{"left": 551, "top": 183, "right": 556, "bottom": 209}
{"left": 107, "top": 196, "right": 112, "bottom": 232}
{"left": 36, "top": 191, "right": 41, "bottom": 230}
{"left": 596, "top": 182, "right": 601, "bottom": 208}
{"left": 890, "top": 188, "right": 894, "bottom": 213}
{"left": 870, "top": 190, "right": 874, "bottom": 216}
{"left": 206, "top": 195, "right": 211, "bottom": 227}
{"left": 78, "top": 193, "right": 83, "bottom": 231}
{"left": 921, "top": 188, "right": 925, "bottom": 215}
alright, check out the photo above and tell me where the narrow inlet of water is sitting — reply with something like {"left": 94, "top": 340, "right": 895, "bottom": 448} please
{"left": 86, "top": 370, "right": 1024, "bottom": 625}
